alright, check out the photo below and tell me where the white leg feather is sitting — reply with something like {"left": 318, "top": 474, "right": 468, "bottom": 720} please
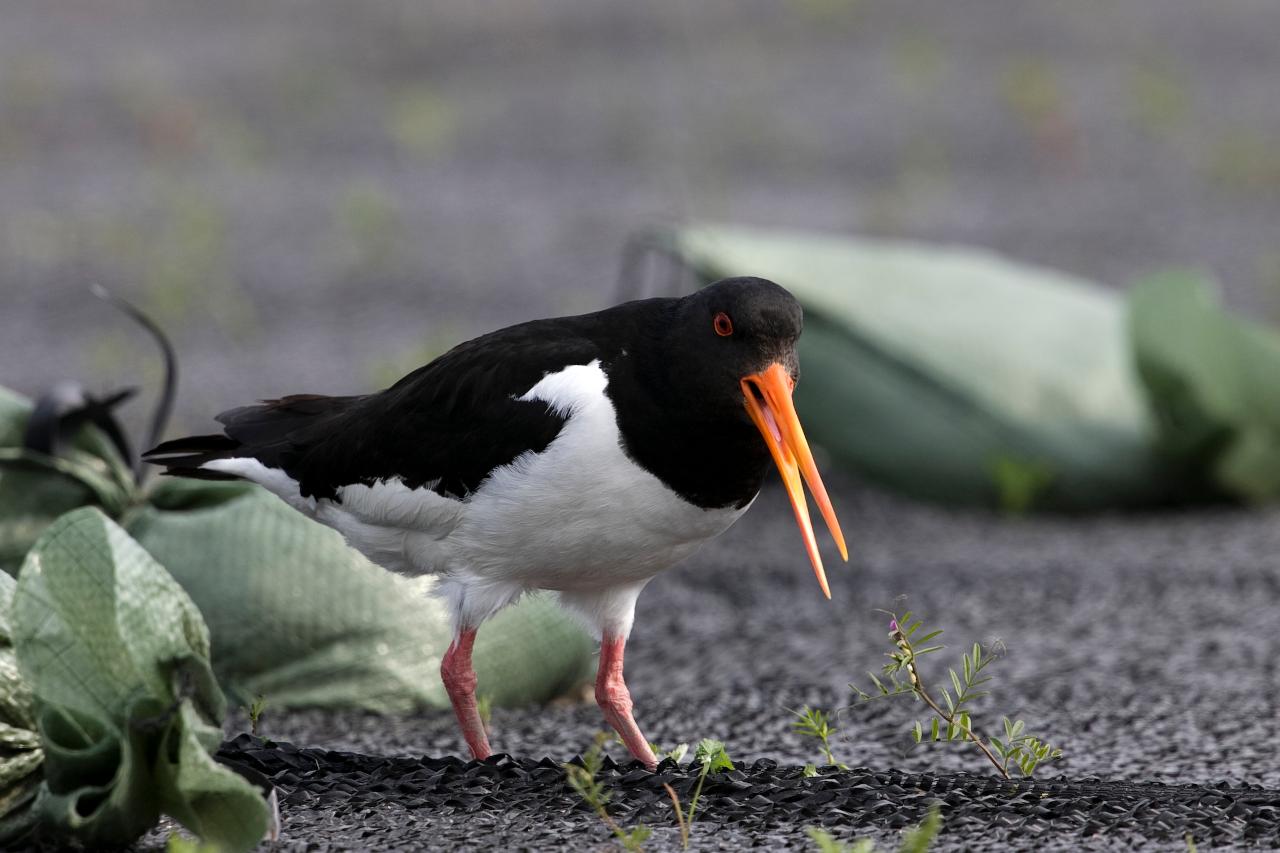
{"left": 557, "top": 580, "right": 650, "bottom": 640}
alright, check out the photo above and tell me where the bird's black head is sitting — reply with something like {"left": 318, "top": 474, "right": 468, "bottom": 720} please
{"left": 664, "top": 276, "right": 804, "bottom": 408}
{"left": 660, "top": 276, "right": 847, "bottom": 598}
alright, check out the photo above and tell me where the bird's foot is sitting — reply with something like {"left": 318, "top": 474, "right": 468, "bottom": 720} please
{"left": 602, "top": 708, "right": 657, "bottom": 771}
{"left": 462, "top": 725, "right": 493, "bottom": 761}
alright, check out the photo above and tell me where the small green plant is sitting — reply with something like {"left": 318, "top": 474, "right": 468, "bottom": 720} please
{"left": 648, "top": 740, "right": 689, "bottom": 764}
{"left": 247, "top": 695, "right": 266, "bottom": 736}
{"left": 852, "top": 611, "right": 1062, "bottom": 779}
{"left": 639, "top": 739, "right": 695, "bottom": 847}
{"left": 476, "top": 694, "right": 492, "bottom": 736}
{"left": 987, "top": 718, "right": 1062, "bottom": 778}
{"left": 990, "top": 455, "right": 1055, "bottom": 514}
{"left": 806, "top": 805, "right": 941, "bottom": 853}
{"left": 166, "top": 835, "right": 219, "bottom": 853}
{"left": 386, "top": 82, "right": 459, "bottom": 159}
{"left": 677, "top": 739, "right": 733, "bottom": 849}
{"left": 1127, "top": 60, "right": 1189, "bottom": 134}
{"left": 807, "top": 826, "right": 872, "bottom": 853}
{"left": 790, "top": 705, "right": 848, "bottom": 769}
{"left": 575, "top": 735, "right": 731, "bottom": 850}
{"left": 564, "top": 733, "right": 652, "bottom": 852}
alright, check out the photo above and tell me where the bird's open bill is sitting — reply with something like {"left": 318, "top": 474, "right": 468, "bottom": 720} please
{"left": 741, "top": 363, "right": 848, "bottom": 599}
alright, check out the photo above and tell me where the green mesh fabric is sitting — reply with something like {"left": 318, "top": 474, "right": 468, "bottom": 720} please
{"left": 8, "top": 509, "right": 267, "bottom": 851}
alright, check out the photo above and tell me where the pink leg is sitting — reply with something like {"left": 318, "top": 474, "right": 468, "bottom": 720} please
{"left": 596, "top": 635, "right": 658, "bottom": 771}
{"left": 441, "top": 628, "right": 492, "bottom": 760}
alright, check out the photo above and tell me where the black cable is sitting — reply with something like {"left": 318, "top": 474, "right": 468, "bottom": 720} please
{"left": 90, "top": 284, "right": 178, "bottom": 484}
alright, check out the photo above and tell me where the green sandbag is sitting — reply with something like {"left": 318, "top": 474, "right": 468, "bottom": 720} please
{"left": 128, "top": 478, "right": 595, "bottom": 712}
{"left": 1129, "top": 271, "right": 1280, "bottom": 502}
{"left": 671, "top": 222, "right": 1173, "bottom": 510}
{"left": 0, "top": 571, "right": 41, "bottom": 842}
{"left": 9, "top": 508, "right": 268, "bottom": 851}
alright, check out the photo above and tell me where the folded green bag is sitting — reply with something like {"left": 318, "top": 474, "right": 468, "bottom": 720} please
{"left": 7, "top": 508, "right": 269, "bottom": 851}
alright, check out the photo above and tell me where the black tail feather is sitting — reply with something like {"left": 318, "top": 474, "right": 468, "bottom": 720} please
{"left": 158, "top": 465, "right": 244, "bottom": 481}
{"left": 144, "top": 394, "right": 359, "bottom": 482}
{"left": 146, "top": 434, "right": 240, "bottom": 458}
{"left": 144, "top": 433, "right": 243, "bottom": 477}
{"left": 215, "top": 394, "right": 358, "bottom": 447}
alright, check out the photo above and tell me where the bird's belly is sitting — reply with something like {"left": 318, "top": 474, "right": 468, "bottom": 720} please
{"left": 454, "top": 472, "right": 748, "bottom": 590}
{"left": 325, "top": 470, "right": 745, "bottom": 588}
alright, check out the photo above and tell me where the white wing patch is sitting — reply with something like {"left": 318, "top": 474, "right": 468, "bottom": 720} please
{"left": 322, "top": 478, "right": 466, "bottom": 575}
{"left": 335, "top": 478, "right": 464, "bottom": 531}
{"left": 515, "top": 360, "right": 607, "bottom": 415}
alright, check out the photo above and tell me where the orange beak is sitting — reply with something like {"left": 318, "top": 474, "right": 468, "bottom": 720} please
{"left": 741, "top": 363, "right": 848, "bottom": 599}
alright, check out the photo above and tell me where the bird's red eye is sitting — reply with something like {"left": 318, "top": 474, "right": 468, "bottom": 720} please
{"left": 713, "top": 312, "right": 734, "bottom": 337}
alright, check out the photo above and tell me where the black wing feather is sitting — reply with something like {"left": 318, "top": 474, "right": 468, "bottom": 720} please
{"left": 146, "top": 316, "right": 608, "bottom": 502}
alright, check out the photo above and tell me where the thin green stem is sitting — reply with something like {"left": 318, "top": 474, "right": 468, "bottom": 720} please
{"left": 664, "top": 783, "right": 689, "bottom": 850}
{"left": 684, "top": 763, "right": 710, "bottom": 829}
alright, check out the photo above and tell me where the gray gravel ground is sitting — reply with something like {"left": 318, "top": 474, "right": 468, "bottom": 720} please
{"left": 4, "top": 0, "right": 1280, "bottom": 850}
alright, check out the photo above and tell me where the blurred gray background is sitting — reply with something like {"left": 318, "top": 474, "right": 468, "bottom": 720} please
{"left": 2, "top": 0, "right": 1279, "bottom": 438}
{"left": 6, "top": 8, "right": 1280, "bottom": 847}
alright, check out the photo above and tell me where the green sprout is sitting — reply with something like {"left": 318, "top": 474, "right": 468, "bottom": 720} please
{"left": 648, "top": 741, "right": 689, "bottom": 764}
{"left": 642, "top": 740, "right": 699, "bottom": 848}
{"left": 806, "top": 805, "right": 941, "bottom": 853}
{"left": 990, "top": 455, "right": 1055, "bottom": 515}
{"left": 571, "top": 735, "right": 732, "bottom": 850}
{"left": 247, "top": 695, "right": 266, "bottom": 736}
{"left": 166, "top": 835, "right": 220, "bottom": 853}
{"left": 790, "top": 705, "right": 848, "bottom": 769}
{"left": 563, "top": 733, "right": 652, "bottom": 852}
{"left": 677, "top": 739, "right": 734, "bottom": 849}
{"left": 853, "top": 611, "right": 1062, "bottom": 779}
{"left": 807, "top": 826, "right": 872, "bottom": 853}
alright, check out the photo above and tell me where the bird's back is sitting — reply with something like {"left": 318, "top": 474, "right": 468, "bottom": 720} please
{"left": 147, "top": 313, "right": 609, "bottom": 499}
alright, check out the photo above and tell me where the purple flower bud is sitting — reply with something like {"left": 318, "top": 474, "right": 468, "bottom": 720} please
{"left": 889, "top": 619, "right": 898, "bottom": 632}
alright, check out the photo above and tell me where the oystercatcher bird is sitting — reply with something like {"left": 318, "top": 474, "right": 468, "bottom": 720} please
{"left": 146, "top": 277, "right": 846, "bottom": 769}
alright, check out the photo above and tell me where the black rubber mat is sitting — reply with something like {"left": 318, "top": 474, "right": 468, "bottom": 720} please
{"left": 214, "top": 734, "right": 1280, "bottom": 851}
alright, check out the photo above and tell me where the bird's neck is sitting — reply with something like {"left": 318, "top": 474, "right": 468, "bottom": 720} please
{"left": 604, "top": 356, "right": 770, "bottom": 510}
